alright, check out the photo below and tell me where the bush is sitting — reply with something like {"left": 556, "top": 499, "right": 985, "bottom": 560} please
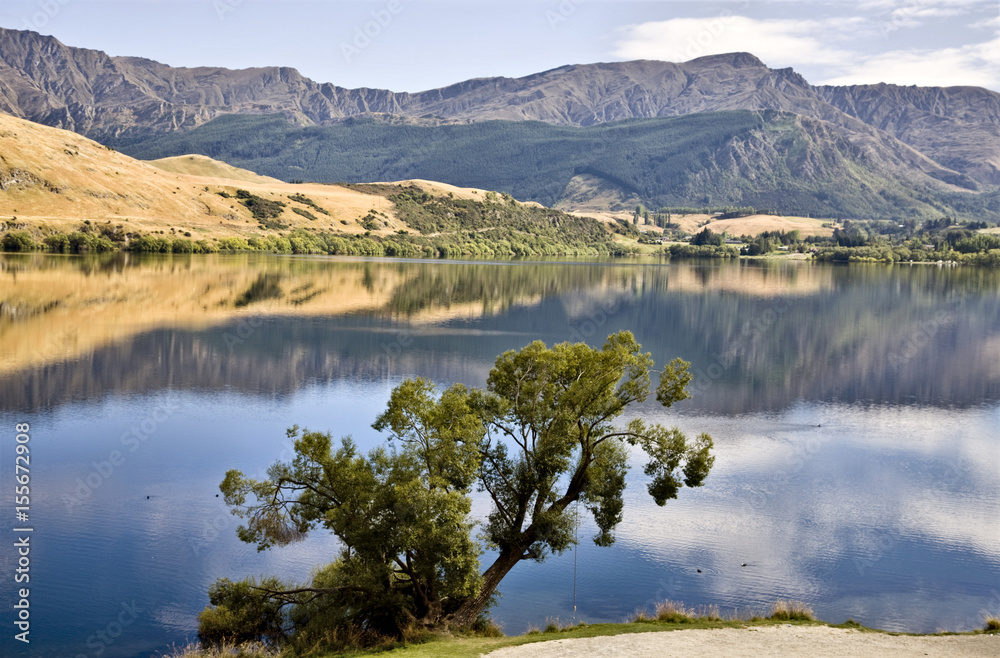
{"left": 129, "top": 235, "right": 172, "bottom": 253}
{"left": 172, "top": 239, "right": 197, "bottom": 253}
{"left": 44, "top": 233, "right": 71, "bottom": 253}
{"left": 2, "top": 231, "right": 37, "bottom": 252}
{"left": 197, "top": 577, "right": 288, "bottom": 649}
{"left": 235, "top": 189, "right": 286, "bottom": 222}
{"left": 218, "top": 237, "right": 251, "bottom": 252}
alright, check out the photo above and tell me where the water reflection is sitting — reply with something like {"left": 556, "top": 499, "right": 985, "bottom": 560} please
{"left": 0, "top": 254, "right": 998, "bottom": 656}
{"left": 2, "top": 254, "right": 998, "bottom": 412}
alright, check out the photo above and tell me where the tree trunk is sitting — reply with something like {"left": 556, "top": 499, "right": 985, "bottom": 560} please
{"left": 448, "top": 545, "right": 526, "bottom": 628}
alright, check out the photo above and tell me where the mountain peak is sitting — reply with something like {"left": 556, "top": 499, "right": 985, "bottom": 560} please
{"left": 686, "top": 52, "right": 768, "bottom": 69}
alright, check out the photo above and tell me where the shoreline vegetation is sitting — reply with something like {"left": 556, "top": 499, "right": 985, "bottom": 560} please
{"left": 160, "top": 601, "right": 1000, "bottom": 657}
{"left": 2, "top": 187, "right": 998, "bottom": 266}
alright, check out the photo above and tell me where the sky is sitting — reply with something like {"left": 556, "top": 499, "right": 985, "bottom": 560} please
{"left": 1, "top": 0, "right": 997, "bottom": 92}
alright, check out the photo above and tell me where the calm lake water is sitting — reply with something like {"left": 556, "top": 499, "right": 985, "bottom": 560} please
{"left": 1, "top": 253, "right": 998, "bottom": 657}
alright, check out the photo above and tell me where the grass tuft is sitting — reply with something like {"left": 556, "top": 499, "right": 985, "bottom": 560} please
{"left": 768, "top": 600, "right": 815, "bottom": 622}
{"left": 985, "top": 617, "right": 1000, "bottom": 632}
{"left": 155, "top": 641, "right": 281, "bottom": 657}
{"left": 654, "top": 600, "right": 695, "bottom": 623}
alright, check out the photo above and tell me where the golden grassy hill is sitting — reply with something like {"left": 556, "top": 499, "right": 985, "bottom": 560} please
{"left": 146, "top": 154, "right": 283, "bottom": 183}
{"left": 568, "top": 210, "right": 836, "bottom": 239}
{"left": 0, "top": 112, "right": 506, "bottom": 241}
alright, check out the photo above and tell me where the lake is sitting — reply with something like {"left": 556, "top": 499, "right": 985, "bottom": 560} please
{"left": 1, "top": 253, "right": 998, "bottom": 657}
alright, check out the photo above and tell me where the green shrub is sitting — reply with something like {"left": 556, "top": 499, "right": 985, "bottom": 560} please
{"left": 218, "top": 237, "right": 251, "bottom": 252}
{"left": 44, "top": 233, "right": 71, "bottom": 253}
{"left": 129, "top": 235, "right": 172, "bottom": 252}
{"left": 2, "top": 231, "right": 37, "bottom": 252}
{"left": 235, "top": 189, "right": 286, "bottom": 221}
{"left": 197, "top": 577, "right": 288, "bottom": 649}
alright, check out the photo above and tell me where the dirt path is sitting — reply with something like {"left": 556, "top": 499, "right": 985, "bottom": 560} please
{"left": 485, "top": 626, "right": 999, "bottom": 657}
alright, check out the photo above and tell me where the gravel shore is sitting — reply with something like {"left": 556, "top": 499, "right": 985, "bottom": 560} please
{"left": 485, "top": 626, "right": 1000, "bottom": 657}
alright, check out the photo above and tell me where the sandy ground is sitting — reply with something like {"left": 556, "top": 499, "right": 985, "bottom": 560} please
{"left": 485, "top": 626, "right": 1000, "bottom": 657}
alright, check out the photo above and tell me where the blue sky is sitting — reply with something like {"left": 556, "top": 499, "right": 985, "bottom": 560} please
{"left": 1, "top": 0, "right": 997, "bottom": 92}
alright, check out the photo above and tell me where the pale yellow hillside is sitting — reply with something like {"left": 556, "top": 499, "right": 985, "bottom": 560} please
{"left": 0, "top": 112, "right": 406, "bottom": 238}
{"left": 706, "top": 214, "right": 835, "bottom": 238}
{"left": 566, "top": 210, "right": 835, "bottom": 238}
{"left": 146, "top": 154, "right": 282, "bottom": 183}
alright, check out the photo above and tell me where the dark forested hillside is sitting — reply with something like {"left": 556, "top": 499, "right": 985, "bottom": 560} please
{"left": 115, "top": 111, "right": 1000, "bottom": 221}
{"left": 2, "top": 27, "right": 998, "bottom": 219}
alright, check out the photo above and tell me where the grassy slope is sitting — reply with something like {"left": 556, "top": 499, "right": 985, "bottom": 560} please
{"left": 112, "top": 111, "right": 1000, "bottom": 222}
{"left": 146, "top": 154, "right": 284, "bottom": 183}
{"left": 0, "top": 112, "right": 566, "bottom": 244}
{"left": 0, "top": 112, "right": 411, "bottom": 239}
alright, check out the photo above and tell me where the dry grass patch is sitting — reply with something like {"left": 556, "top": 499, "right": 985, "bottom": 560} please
{"left": 768, "top": 600, "right": 815, "bottom": 622}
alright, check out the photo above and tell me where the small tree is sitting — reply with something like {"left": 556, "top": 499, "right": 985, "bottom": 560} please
{"left": 690, "top": 227, "right": 724, "bottom": 247}
{"left": 210, "top": 331, "right": 713, "bottom": 646}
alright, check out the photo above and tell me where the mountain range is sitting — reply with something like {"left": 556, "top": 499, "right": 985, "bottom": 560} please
{"left": 1, "top": 27, "right": 998, "bottom": 219}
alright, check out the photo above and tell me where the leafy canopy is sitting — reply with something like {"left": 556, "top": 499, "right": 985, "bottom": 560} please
{"left": 208, "top": 331, "right": 713, "bottom": 647}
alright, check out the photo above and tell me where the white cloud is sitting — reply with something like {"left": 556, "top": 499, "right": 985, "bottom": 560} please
{"left": 613, "top": 14, "right": 1000, "bottom": 91}
{"left": 971, "top": 15, "right": 1000, "bottom": 29}
{"left": 612, "top": 16, "right": 855, "bottom": 67}
{"left": 820, "top": 36, "right": 1000, "bottom": 88}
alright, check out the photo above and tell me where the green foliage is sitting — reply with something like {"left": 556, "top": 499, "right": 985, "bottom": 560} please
{"left": 208, "top": 332, "right": 712, "bottom": 651}
{"left": 172, "top": 238, "right": 197, "bottom": 253}
{"left": 387, "top": 185, "right": 623, "bottom": 256}
{"left": 44, "top": 233, "right": 71, "bottom": 253}
{"left": 197, "top": 577, "right": 289, "bottom": 649}
{"left": 691, "top": 228, "right": 724, "bottom": 247}
{"left": 359, "top": 211, "right": 382, "bottom": 231}
{"left": 235, "top": 189, "right": 287, "bottom": 225}
{"left": 128, "top": 235, "right": 172, "bottom": 252}
{"left": 667, "top": 243, "right": 740, "bottom": 259}
{"left": 290, "top": 207, "right": 316, "bottom": 221}
{"left": 287, "top": 193, "right": 330, "bottom": 216}
{"left": 2, "top": 231, "right": 37, "bottom": 252}
{"left": 68, "top": 231, "right": 116, "bottom": 253}
{"left": 834, "top": 226, "right": 871, "bottom": 247}
{"left": 744, "top": 234, "right": 781, "bottom": 256}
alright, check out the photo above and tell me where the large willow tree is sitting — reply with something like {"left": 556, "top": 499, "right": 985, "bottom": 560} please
{"left": 206, "top": 331, "right": 713, "bottom": 648}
